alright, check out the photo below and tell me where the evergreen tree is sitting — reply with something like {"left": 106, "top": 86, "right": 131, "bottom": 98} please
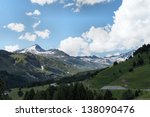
{"left": 113, "top": 61, "right": 118, "bottom": 66}
{"left": 94, "top": 90, "right": 103, "bottom": 100}
{"left": 137, "top": 57, "right": 144, "bottom": 66}
{"left": 129, "top": 56, "right": 133, "bottom": 59}
{"left": 17, "top": 88, "right": 24, "bottom": 97}
{"left": 0, "top": 79, "right": 5, "bottom": 97}
{"left": 46, "top": 86, "right": 57, "bottom": 100}
{"left": 121, "top": 90, "right": 134, "bottom": 100}
{"left": 119, "top": 69, "right": 122, "bottom": 73}
{"left": 129, "top": 68, "right": 134, "bottom": 72}
{"left": 52, "top": 85, "right": 68, "bottom": 100}
{"left": 134, "top": 90, "right": 141, "bottom": 97}
{"left": 103, "top": 90, "right": 113, "bottom": 100}
{"left": 133, "top": 44, "right": 150, "bottom": 56}
{"left": 72, "top": 83, "right": 87, "bottom": 100}
{"left": 24, "top": 89, "right": 35, "bottom": 100}
{"left": 23, "top": 91, "right": 29, "bottom": 100}
{"left": 133, "top": 61, "right": 136, "bottom": 67}
{"left": 33, "top": 90, "right": 46, "bottom": 100}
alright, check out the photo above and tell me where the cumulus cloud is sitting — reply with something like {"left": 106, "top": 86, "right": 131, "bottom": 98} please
{"left": 59, "top": 37, "right": 90, "bottom": 56}
{"left": 59, "top": 0, "right": 150, "bottom": 56}
{"left": 19, "top": 33, "right": 37, "bottom": 41}
{"left": 33, "top": 20, "right": 41, "bottom": 28}
{"left": 35, "top": 29, "right": 51, "bottom": 39}
{"left": 5, "top": 45, "right": 20, "bottom": 52}
{"left": 4, "top": 23, "right": 25, "bottom": 32}
{"left": 18, "top": 29, "right": 50, "bottom": 41}
{"left": 109, "top": 0, "right": 150, "bottom": 50}
{"left": 59, "top": 27, "right": 113, "bottom": 56}
{"left": 31, "top": 0, "right": 57, "bottom": 6}
{"left": 82, "top": 26, "right": 114, "bottom": 53}
{"left": 26, "top": 9, "right": 41, "bottom": 16}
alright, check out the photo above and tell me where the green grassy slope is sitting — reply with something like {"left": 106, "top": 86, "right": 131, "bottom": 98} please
{"left": 85, "top": 59, "right": 134, "bottom": 89}
{"left": 136, "top": 91, "right": 150, "bottom": 100}
{"left": 85, "top": 45, "right": 150, "bottom": 89}
{"left": 110, "top": 64, "right": 150, "bottom": 88}
{"left": 0, "top": 51, "right": 81, "bottom": 88}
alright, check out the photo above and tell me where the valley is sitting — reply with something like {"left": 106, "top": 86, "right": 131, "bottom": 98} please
{"left": 0, "top": 44, "right": 132, "bottom": 88}
{"left": 0, "top": 44, "right": 150, "bottom": 100}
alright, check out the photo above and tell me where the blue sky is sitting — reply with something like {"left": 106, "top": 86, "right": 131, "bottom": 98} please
{"left": 0, "top": 0, "right": 122, "bottom": 56}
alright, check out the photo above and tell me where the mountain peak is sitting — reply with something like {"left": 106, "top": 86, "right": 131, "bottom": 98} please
{"left": 18, "top": 44, "right": 45, "bottom": 54}
{"left": 17, "top": 44, "right": 69, "bottom": 58}
{"left": 32, "top": 44, "right": 40, "bottom": 47}
{"left": 29, "top": 44, "right": 45, "bottom": 52}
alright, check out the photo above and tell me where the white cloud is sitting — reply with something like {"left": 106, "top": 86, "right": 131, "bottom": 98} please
{"left": 19, "top": 33, "right": 37, "bottom": 41}
{"left": 63, "top": 3, "right": 74, "bottom": 8}
{"left": 33, "top": 20, "right": 41, "bottom": 28}
{"left": 18, "top": 29, "right": 51, "bottom": 41}
{"left": 5, "top": 45, "right": 20, "bottom": 52}
{"left": 59, "top": 26, "right": 113, "bottom": 56}
{"left": 59, "top": 37, "right": 90, "bottom": 56}
{"left": 30, "top": 0, "right": 113, "bottom": 12}
{"left": 26, "top": 9, "right": 41, "bottom": 16}
{"left": 75, "top": 0, "right": 113, "bottom": 6}
{"left": 72, "top": 7, "right": 80, "bottom": 13}
{"left": 82, "top": 26, "right": 114, "bottom": 53}
{"left": 109, "top": 0, "right": 150, "bottom": 50}
{"left": 35, "top": 29, "right": 51, "bottom": 39}
{"left": 4, "top": 23, "right": 25, "bottom": 32}
{"left": 31, "top": 0, "right": 57, "bottom": 6}
{"left": 73, "top": 0, "right": 114, "bottom": 12}
{"left": 59, "top": 0, "right": 65, "bottom": 4}
{"left": 59, "top": 0, "right": 150, "bottom": 56}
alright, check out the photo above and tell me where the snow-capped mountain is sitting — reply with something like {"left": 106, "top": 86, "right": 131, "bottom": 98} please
{"left": 17, "top": 44, "right": 134, "bottom": 69}
{"left": 18, "top": 44, "right": 46, "bottom": 54}
{"left": 77, "top": 55, "right": 111, "bottom": 65}
{"left": 104, "top": 50, "right": 134, "bottom": 63}
{"left": 17, "top": 45, "right": 110, "bottom": 70}
{"left": 76, "top": 50, "right": 134, "bottom": 66}
{"left": 18, "top": 44, "right": 69, "bottom": 58}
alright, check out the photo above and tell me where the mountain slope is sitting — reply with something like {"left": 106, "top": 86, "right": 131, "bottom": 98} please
{"left": 18, "top": 44, "right": 70, "bottom": 59}
{"left": 18, "top": 44, "right": 46, "bottom": 54}
{"left": 0, "top": 50, "right": 80, "bottom": 88}
{"left": 110, "top": 64, "right": 150, "bottom": 88}
{"left": 104, "top": 50, "right": 134, "bottom": 63}
{"left": 17, "top": 44, "right": 112, "bottom": 70}
{"left": 0, "top": 44, "right": 134, "bottom": 88}
{"left": 17, "top": 44, "right": 133, "bottom": 70}
{"left": 85, "top": 44, "right": 150, "bottom": 89}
